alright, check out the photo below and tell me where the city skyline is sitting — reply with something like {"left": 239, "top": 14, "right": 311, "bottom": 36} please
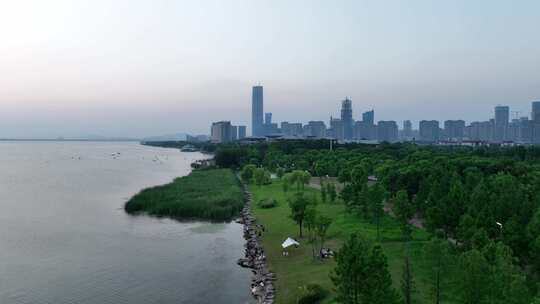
{"left": 210, "top": 84, "right": 540, "bottom": 144}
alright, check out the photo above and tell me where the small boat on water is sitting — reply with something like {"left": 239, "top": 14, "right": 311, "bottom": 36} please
{"left": 180, "top": 144, "right": 198, "bottom": 152}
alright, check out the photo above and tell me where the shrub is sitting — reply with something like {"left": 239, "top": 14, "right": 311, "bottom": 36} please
{"left": 297, "top": 284, "right": 326, "bottom": 304}
{"left": 258, "top": 198, "right": 277, "bottom": 209}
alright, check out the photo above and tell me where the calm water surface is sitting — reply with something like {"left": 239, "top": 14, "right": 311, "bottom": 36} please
{"left": 0, "top": 142, "right": 252, "bottom": 304}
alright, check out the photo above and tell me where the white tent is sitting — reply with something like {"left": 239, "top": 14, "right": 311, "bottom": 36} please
{"left": 281, "top": 237, "right": 300, "bottom": 249}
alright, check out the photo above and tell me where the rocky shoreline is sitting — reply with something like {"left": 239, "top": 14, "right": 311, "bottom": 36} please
{"left": 236, "top": 182, "right": 275, "bottom": 304}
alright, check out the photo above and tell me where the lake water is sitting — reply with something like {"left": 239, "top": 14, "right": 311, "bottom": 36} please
{"left": 0, "top": 141, "right": 252, "bottom": 304}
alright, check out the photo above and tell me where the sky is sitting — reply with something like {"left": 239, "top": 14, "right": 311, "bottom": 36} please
{"left": 1, "top": 0, "right": 540, "bottom": 138}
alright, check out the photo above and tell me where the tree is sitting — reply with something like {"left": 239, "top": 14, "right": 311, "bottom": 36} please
{"left": 423, "top": 236, "right": 452, "bottom": 304}
{"left": 331, "top": 233, "right": 371, "bottom": 304}
{"left": 282, "top": 178, "right": 289, "bottom": 192}
{"left": 321, "top": 182, "right": 327, "bottom": 203}
{"left": 340, "top": 183, "right": 355, "bottom": 207}
{"left": 356, "top": 184, "right": 370, "bottom": 218}
{"left": 368, "top": 183, "right": 385, "bottom": 241}
{"left": 482, "top": 242, "right": 532, "bottom": 304}
{"left": 393, "top": 190, "right": 414, "bottom": 241}
{"left": 289, "top": 193, "right": 311, "bottom": 238}
{"left": 304, "top": 206, "right": 319, "bottom": 258}
{"left": 276, "top": 167, "right": 285, "bottom": 179}
{"left": 285, "top": 170, "right": 312, "bottom": 192}
{"left": 253, "top": 167, "right": 270, "bottom": 186}
{"left": 401, "top": 256, "right": 415, "bottom": 304}
{"left": 328, "top": 182, "right": 337, "bottom": 203}
{"left": 240, "top": 164, "right": 256, "bottom": 183}
{"left": 316, "top": 215, "right": 332, "bottom": 254}
{"left": 351, "top": 164, "right": 368, "bottom": 190}
{"left": 457, "top": 213, "right": 477, "bottom": 249}
{"left": 365, "top": 245, "right": 400, "bottom": 304}
{"left": 458, "top": 249, "right": 490, "bottom": 304}
{"left": 531, "top": 235, "right": 540, "bottom": 277}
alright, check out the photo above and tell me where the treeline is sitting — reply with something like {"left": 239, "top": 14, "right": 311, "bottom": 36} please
{"left": 141, "top": 140, "right": 217, "bottom": 152}
{"left": 216, "top": 140, "right": 540, "bottom": 301}
{"left": 125, "top": 169, "right": 244, "bottom": 221}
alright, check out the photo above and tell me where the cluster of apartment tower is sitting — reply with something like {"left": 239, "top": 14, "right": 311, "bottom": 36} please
{"left": 210, "top": 85, "right": 540, "bottom": 145}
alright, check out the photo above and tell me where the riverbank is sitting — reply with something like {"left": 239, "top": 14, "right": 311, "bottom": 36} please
{"left": 125, "top": 168, "right": 244, "bottom": 221}
{"left": 237, "top": 181, "right": 275, "bottom": 303}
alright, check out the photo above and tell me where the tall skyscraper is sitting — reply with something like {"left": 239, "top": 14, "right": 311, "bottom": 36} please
{"left": 494, "top": 106, "right": 509, "bottom": 141}
{"left": 362, "top": 110, "right": 374, "bottom": 125}
{"left": 340, "top": 98, "right": 353, "bottom": 140}
{"left": 251, "top": 86, "right": 264, "bottom": 136}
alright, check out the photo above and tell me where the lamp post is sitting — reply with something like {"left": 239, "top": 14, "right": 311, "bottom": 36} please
{"left": 496, "top": 221, "right": 503, "bottom": 240}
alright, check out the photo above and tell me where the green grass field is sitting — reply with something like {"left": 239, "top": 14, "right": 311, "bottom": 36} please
{"left": 249, "top": 179, "right": 459, "bottom": 304}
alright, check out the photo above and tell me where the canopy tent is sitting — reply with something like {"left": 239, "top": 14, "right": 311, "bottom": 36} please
{"left": 281, "top": 237, "right": 300, "bottom": 249}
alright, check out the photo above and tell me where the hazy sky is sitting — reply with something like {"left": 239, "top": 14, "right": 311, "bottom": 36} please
{"left": 1, "top": 0, "right": 540, "bottom": 138}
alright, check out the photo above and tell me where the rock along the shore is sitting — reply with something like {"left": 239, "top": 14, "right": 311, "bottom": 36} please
{"left": 237, "top": 181, "right": 275, "bottom": 304}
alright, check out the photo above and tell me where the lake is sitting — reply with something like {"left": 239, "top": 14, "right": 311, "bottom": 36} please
{"left": 0, "top": 141, "right": 252, "bottom": 304}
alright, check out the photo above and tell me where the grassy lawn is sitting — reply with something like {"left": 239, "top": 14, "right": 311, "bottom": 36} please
{"left": 250, "top": 179, "right": 459, "bottom": 304}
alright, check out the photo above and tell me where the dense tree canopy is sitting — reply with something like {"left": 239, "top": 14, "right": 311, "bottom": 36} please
{"left": 216, "top": 140, "right": 540, "bottom": 298}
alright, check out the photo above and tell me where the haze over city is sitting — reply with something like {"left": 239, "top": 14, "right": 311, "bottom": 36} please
{"left": 1, "top": 0, "right": 540, "bottom": 138}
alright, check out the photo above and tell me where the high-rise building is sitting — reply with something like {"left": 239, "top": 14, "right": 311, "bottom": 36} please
{"left": 403, "top": 120, "right": 413, "bottom": 139}
{"left": 494, "top": 106, "right": 509, "bottom": 141}
{"left": 210, "top": 121, "right": 232, "bottom": 143}
{"left": 341, "top": 98, "right": 353, "bottom": 140}
{"left": 362, "top": 110, "right": 374, "bottom": 125}
{"left": 468, "top": 121, "right": 493, "bottom": 141}
{"left": 251, "top": 86, "right": 264, "bottom": 136}
{"left": 231, "top": 125, "right": 238, "bottom": 141}
{"left": 281, "top": 122, "right": 303, "bottom": 137}
{"left": 265, "top": 112, "right": 272, "bottom": 125}
{"left": 263, "top": 112, "right": 275, "bottom": 135}
{"left": 238, "top": 126, "right": 247, "bottom": 139}
{"left": 330, "top": 117, "right": 344, "bottom": 140}
{"left": 532, "top": 101, "right": 540, "bottom": 122}
{"left": 532, "top": 101, "right": 540, "bottom": 144}
{"left": 353, "top": 121, "right": 376, "bottom": 140}
{"left": 517, "top": 117, "right": 531, "bottom": 143}
{"left": 508, "top": 119, "right": 520, "bottom": 142}
{"left": 444, "top": 120, "right": 465, "bottom": 141}
{"left": 377, "top": 121, "right": 398, "bottom": 142}
{"left": 419, "top": 120, "right": 440, "bottom": 142}
{"left": 307, "top": 121, "right": 326, "bottom": 138}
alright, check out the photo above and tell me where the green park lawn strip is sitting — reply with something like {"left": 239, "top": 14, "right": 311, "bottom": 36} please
{"left": 250, "top": 179, "right": 460, "bottom": 304}
{"left": 125, "top": 169, "right": 244, "bottom": 221}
